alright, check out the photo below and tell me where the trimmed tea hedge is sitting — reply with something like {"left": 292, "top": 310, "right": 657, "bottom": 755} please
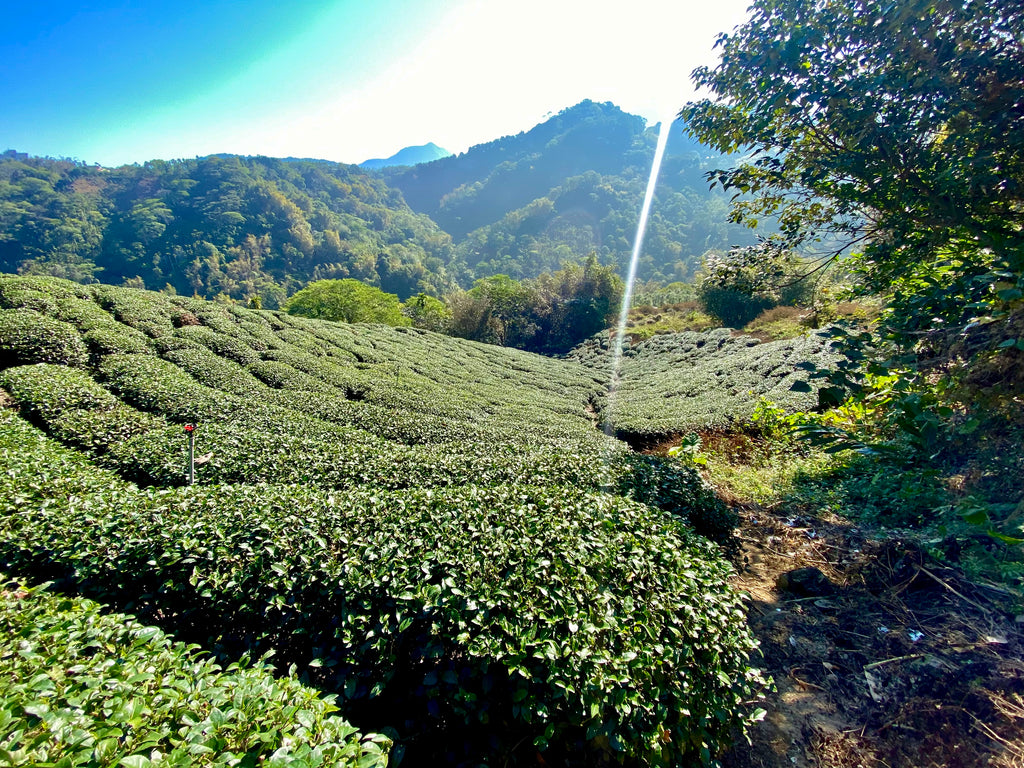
{"left": 0, "top": 310, "right": 88, "bottom": 369}
{"left": 91, "top": 285, "right": 176, "bottom": 339}
{"left": 0, "top": 364, "right": 166, "bottom": 455}
{"left": 0, "top": 275, "right": 610, "bottom": 452}
{"left": 569, "top": 328, "right": 840, "bottom": 437}
{"left": 1, "top": 361, "right": 735, "bottom": 542}
{"left": 0, "top": 580, "right": 391, "bottom": 767}
{"left": 0, "top": 410, "right": 767, "bottom": 766}
{"left": 0, "top": 276, "right": 89, "bottom": 314}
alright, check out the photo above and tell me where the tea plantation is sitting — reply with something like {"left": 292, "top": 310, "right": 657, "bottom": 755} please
{"left": 0, "top": 275, "right": 834, "bottom": 767}
{"left": 568, "top": 328, "right": 839, "bottom": 441}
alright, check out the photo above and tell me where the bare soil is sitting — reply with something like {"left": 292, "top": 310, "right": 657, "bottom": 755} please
{"left": 718, "top": 500, "right": 1024, "bottom": 768}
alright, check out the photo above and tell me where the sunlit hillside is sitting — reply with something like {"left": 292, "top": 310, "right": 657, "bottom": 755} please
{"left": 0, "top": 274, "right": 842, "bottom": 766}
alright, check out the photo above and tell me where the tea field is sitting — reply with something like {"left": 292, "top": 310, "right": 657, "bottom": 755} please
{"left": 0, "top": 275, "right": 832, "bottom": 766}
{"left": 568, "top": 328, "right": 839, "bottom": 442}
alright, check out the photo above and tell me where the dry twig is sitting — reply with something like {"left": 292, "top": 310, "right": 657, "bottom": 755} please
{"left": 916, "top": 565, "right": 992, "bottom": 615}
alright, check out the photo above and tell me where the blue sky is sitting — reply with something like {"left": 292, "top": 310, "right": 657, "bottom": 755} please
{"left": 1, "top": 0, "right": 751, "bottom": 166}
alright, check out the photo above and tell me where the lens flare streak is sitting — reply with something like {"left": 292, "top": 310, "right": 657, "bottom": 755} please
{"left": 605, "top": 116, "right": 674, "bottom": 435}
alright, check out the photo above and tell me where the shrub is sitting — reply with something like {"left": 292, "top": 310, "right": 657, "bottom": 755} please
{"left": 91, "top": 285, "right": 176, "bottom": 338}
{"left": 170, "top": 296, "right": 238, "bottom": 335}
{"left": 0, "top": 284, "right": 58, "bottom": 315}
{"left": 0, "top": 310, "right": 88, "bottom": 369}
{"left": 0, "top": 276, "right": 90, "bottom": 314}
{"left": 285, "top": 279, "right": 411, "bottom": 327}
{"left": 173, "top": 325, "right": 260, "bottom": 365}
{"left": 697, "top": 285, "right": 774, "bottom": 328}
{"left": 82, "top": 324, "right": 155, "bottom": 356}
{"left": 163, "top": 346, "right": 267, "bottom": 395}
{"left": 743, "top": 305, "right": 807, "bottom": 341}
{"left": 0, "top": 580, "right": 391, "bottom": 767}
{"left": 247, "top": 359, "right": 336, "bottom": 393}
{"left": 0, "top": 364, "right": 164, "bottom": 453}
{"left": 53, "top": 296, "right": 118, "bottom": 332}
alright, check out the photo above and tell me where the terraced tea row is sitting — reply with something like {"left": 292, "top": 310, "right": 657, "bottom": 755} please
{"left": 0, "top": 410, "right": 767, "bottom": 766}
{"left": 569, "top": 328, "right": 838, "bottom": 439}
{"left": 0, "top": 276, "right": 603, "bottom": 452}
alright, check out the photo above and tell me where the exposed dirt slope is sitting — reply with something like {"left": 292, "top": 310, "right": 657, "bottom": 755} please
{"left": 720, "top": 501, "right": 1024, "bottom": 768}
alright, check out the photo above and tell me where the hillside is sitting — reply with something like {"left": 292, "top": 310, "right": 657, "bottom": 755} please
{"left": 568, "top": 328, "right": 839, "bottom": 442}
{"left": 382, "top": 100, "right": 759, "bottom": 283}
{"left": 0, "top": 152, "right": 454, "bottom": 306}
{"left": 1, "top": 103, "right": 758, "bottom": 304}
{"left": 1, "top": 274, "right": 816, "bottom": 766}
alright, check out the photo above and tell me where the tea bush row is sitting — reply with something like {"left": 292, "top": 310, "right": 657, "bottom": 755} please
{"left": 95, "top": 354, "right": 467, "bottom": 449}
{"left": 570, "top": 329, "right": 839, "bottom": 437}
{"left": 0, "top": 364, "right": 164, "bottom": 454}
{"left": 1, "top": 361, "right": 735, "bottom": 542}
{"left": 0, "top": 309, "right": 89, "bottom": 369}
{"left": 0, "top": 275, "right": 607, "bottom": 449}
{"left": 0, "top": 410, "right": 767, "bottom": 766}
{"left": 91, "top": 284, "right": 178, "bottom": 339}
{"left": 0, "top": 276, "right": 91, "bottom": 315}
{"left": 0, "top": 580, "right": 390, "bottom": 767}
{"left": 0, "top": 276, "right": 737, "bottom": 538}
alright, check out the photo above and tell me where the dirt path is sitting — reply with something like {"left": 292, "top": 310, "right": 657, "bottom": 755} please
{"left": 719, "top": 502, "right": 1024, "bottom": 768}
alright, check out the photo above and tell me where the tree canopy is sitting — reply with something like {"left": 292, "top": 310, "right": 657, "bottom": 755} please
{"left": 683, "top": 0, "right": 1024, "bottom": 343}
{"left": 284, "top": 279, "right": 410, "bottom": 326}
{"left": 0, "top": 153, "right": 454, "bottom": 307}
{"left": 447, "top": 256, "right": 624, "bottom": 353}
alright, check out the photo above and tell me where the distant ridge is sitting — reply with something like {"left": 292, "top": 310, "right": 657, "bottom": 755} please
{"left": 360, "top": 142, "right": 451, "bottom": 170}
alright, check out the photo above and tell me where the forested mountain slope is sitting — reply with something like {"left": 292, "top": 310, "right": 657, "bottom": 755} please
{"left": 382, "top": 100, "right": 760, "bottom": 283}
{"left": 0, "top": 152, "right": 454, "bottom": 306}
{"left": 1, "top": 102, "right": 758, "bottom": 304}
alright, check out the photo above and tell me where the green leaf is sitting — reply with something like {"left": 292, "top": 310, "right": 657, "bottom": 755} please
{"left": 962, "top": 509, "right": 990, "bottom": 526}
{"left": 987, "top": 530, "right": 1024, "bottom": 546}
{"left": 997, "top": 288, "right": 1022, "bottom": 302}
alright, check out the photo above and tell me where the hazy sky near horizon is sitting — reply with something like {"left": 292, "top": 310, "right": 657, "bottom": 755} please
{"left": 1, "top": 0, "right": 751, "bottom": 167}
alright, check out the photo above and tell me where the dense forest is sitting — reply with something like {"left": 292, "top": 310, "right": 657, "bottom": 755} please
{"left": 0, "top": 152, "right": 455, "bottom": 307}
{"left": 383, "top": 100, "right": 758, "bottom": 283}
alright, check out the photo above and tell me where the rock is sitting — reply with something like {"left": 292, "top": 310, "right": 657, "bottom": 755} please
{"left": 776, "top": 566, "right": 836, "bottom": 596}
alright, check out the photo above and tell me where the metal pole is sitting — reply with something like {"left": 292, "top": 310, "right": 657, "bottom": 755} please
{"left": 185, "top": 424, "right": 196, "bottom": 486}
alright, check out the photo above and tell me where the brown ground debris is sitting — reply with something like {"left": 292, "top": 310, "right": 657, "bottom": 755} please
{"left": 719, "top": 502, "right": 1024, "bottom": 768}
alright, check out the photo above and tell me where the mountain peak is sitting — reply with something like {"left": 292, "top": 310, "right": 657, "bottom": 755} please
{"left": 360, "top": 142, "right": 452, "bottom": 170}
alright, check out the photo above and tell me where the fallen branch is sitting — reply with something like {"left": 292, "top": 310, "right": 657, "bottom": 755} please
{"left": 967, "top": 707, "right": 1024, "bottom": 760}
{"left": 863, "top": 654, "right": 925, "bottom": 671}
{"left": 916, "top": 565, "right": 992, "bottom": 615}
{"left": 788, "top": 667, "right": 828, "bottom": 691}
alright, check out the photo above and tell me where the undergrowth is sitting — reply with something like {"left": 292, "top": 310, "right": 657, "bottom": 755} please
{"left": 669, "top": 400, "right": 1024, "bottom": 593}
